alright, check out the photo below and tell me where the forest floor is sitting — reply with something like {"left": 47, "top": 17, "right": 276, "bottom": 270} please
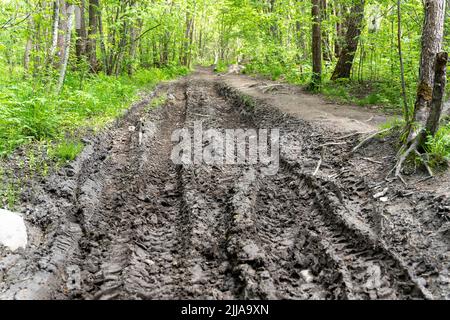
{"left": 0, "top": 68, "right": 449, "bottom": 300}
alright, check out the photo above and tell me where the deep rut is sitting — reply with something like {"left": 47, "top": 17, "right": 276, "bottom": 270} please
{"left": 0, "top": 71, "right": 447, "bottom": 300}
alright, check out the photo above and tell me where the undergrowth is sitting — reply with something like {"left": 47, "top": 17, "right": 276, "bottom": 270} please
{"left": 0, "top": 65, "right": 189, "bottom": 209}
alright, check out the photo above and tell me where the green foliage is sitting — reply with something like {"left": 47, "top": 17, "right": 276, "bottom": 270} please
{"left": 0, "top": 67, "right": 187, "bottom": 156}
{"left": 50, "top": 140, "right": 84, "bottom": 162}
{"left": 425, "top": 124, "right": 450, "bottom": 168}
{"left": 214, "top": 61, "right": 228, "bottom": 73}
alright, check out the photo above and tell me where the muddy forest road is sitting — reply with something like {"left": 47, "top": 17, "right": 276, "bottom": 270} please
{"left": 0, "top": 69, "right": 449, "bottom": 300}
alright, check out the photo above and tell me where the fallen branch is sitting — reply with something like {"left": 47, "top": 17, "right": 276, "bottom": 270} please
{"left": 313, "top": 147, "right": 325, "bottom": 176}
{"left": 335, "top": 131, "right": 367, "bottom": 140}
{"left": 352, "top": 128, "right": 392, "bottom": 153}
{"left": 261, "top": 84, "right": 287, "bottom": 94}
{"left": 319, "top": 141, "right": 349, "bottom": 148}
{"left": 361, "top": 157, "right": 383, "bottom": 165}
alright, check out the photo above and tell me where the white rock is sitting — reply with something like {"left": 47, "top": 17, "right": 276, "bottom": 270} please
{"left": 0, "top": 209, "right": 28, "bottom": 251}
{"left": 300, "top": 269, "right": 314, "bottom": 283}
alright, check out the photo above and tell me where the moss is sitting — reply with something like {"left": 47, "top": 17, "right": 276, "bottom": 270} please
{"left": 416, "top": 81, "right": 433, "bottom": 102}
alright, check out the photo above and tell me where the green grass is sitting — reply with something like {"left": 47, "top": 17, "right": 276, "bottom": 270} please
{"left": 0, "top": 65, "right": 189, "bottom": 157}
{"left": 425, "top": 123, "right": 450, "bottom": 168}
{"left": 147, "top": 92, "right": 168, "bottom": 111}
{"left": 50, "top": 140, "right": 85, "bottom": 162}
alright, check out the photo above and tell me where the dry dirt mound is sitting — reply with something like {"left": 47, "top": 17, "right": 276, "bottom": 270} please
{"left": 0, "top": 70, "right": 448, "bottom": 300}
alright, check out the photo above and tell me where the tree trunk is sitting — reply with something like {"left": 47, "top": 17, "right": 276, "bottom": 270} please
{"left": 48, "top": 0, "right": 60, "bottom": 64}
{"left": 426, "top": 52, "right": 448, "bottom": 136}
{"left": 75, "top": 1, "right": 87, "bottom": 61}
{"left": 397, "top": 0, "right": 409, "bottom": 121}
{"left": 56, "top": 0, "right": 67, "bottom": 67}
{"left": 408, "top": 0, "right": 446, "bottom": 143}
{"left": 87, "top": 0, "right": 99, "bottom": 72}
{"left": 127, "top": 0, "right": 138, "bottom": 75}
{"left": 311, "top": 0, "right": 322, "bottom": 88}
{"left": 97, "top": 3, "right": 108, "bottom": 73}
{"left": 182, "top": 10, "right": 194, "bottom": 66}
{"left": 331, "top": 0, "right": 365, "bottom": 80}
{"left": 57, "top": 4, "right": 75, "bottom": 93}
{"left": 320, "top": 0, "right": 332, "bottom": 62}
{"left": 24, "top": 15, "right": 33, "bottom": 73}
{"left": 334, "top": 1, "right": 343, "bottom": 58}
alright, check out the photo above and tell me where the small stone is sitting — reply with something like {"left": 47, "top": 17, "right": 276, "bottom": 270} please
{"left": 300, "top": 269, "right": 314, "bottom": 283}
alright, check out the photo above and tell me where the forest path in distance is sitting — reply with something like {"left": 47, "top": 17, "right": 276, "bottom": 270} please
{"left": 0, "top": 68, "right": 448, "bottom": 300}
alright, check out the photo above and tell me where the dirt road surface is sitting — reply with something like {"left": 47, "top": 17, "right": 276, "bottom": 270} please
{"left": 0, "top": 69, "right": 449, "bottom": 300}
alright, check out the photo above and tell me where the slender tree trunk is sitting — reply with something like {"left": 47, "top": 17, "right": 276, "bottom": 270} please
{"left": 57, "top": 4, "right": 75, "bottom": 93}
{"left": 75, "top": 1, "right": 87, "bottom": 61}
{"left": 397, "top": 0, "right": 409, "bottom": 122}
{"left": 182, "top": 9, "right": 194, "bottom": 66}
{"left": 311, "top": 0, "right": 322, "bottom": 88}
{"left": 97, "top": 3, "right": 107, "bottom": 73}
{"left": 56, "top": 0, "right": 67, "bottom": 67}
{"left": 87, "top": 0, "right": 99, "bottom": 72}
{"left": 331, "top": 0, "right": 365, "bottom": 80}
{"left": 334, "top": 0, "right": 343, "bottom": 58}
{"left": 48, "top": 0, "right": 60, "bottom": 64}
{"left": 320, "top": 0, "right": 332, "bottom": 62}
{"left": 24, "top": 15, "right": 33, "bottom": 73}
{"left": 426, "top": 52, "right": 448, "bottom": 136}
{"left": 408, "top": 0, "right": 446, "bottom": 143}
{"left": 127, "top": 0, "right": 138, "bottom": 75}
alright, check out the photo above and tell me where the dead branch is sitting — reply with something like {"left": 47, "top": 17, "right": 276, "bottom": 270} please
{"left": 319, "top": 141, "right": 349, "bottom": 148}
{"left": 361, "top": 157, "right": 383, "bottom": 165}
{"left": 352, "top": 128, "right": 392, "bottom": 153}
{"left": 313, "top": 147, "right": 325, "bottom": 176}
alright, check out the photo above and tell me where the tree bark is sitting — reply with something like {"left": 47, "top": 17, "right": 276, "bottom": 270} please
{"left": 334, "top": 1, "right": 343, "bottom": 58}
{"left": 426, "top": 52, "right": 448, "bottom": 136}
{"left": 49, "top": 0, "right": 60, "bottom": 63}
{"left": 24, "top": 15, "right": 33, "bottom": 73}
{"left": 397, "top": 0, "right": 409, "bottom": 121}
{"left": 87, "top": 0, "right": 99, "bottom": 72}
{"left": 75, "top": 1, "right": 87, "bottom": 61}
{"left": 331, "top": 0, "right": 365, "bottom": 81}
{"left": 311, "top": 0, "right": 322, "bottom": 88}
{"left": 57, "top": 4, "right": 75, "bottom": 93}
{"left": 56, "top": 0, "right": 67, "bottom": 67}
{"left": 320, "top": 0, "right": 332, "bottom": 62}
{"left": 408, "top": 0, "right": 446, "bottom": 143}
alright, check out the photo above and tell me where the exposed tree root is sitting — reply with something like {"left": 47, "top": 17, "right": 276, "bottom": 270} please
{"left": 415, "top": 150, "right": 434, "bottom": 178}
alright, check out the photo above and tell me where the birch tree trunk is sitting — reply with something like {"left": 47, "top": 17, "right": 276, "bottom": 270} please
{"left": 48, "top": 0, "right": 60, "bottom": 63}
{"left": 57, "top": 5, "right": 75, "bottom": 93}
